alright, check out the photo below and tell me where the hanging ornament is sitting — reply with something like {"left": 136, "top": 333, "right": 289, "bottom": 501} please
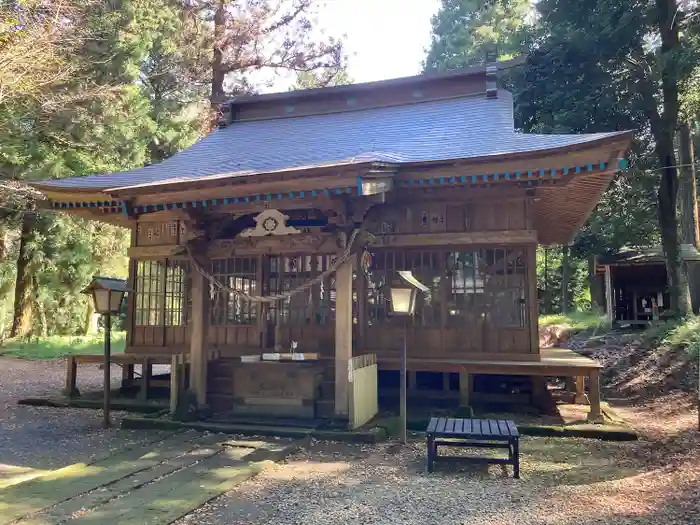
{"left": 360, "top": 249, "right": 372, "bottom": 277}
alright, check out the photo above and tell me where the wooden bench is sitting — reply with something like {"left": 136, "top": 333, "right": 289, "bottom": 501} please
{"left": 426, "top": 417, "right": 520, "bottom": 478}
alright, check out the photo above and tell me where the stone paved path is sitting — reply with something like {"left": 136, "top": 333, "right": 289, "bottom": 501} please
{"left": 0, "top": 430, "right": 298, "bottom": 525}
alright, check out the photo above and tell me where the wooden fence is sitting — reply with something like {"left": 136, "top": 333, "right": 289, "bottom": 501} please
{"left": 348, "top": 353, "right": 378, "bottom": 429}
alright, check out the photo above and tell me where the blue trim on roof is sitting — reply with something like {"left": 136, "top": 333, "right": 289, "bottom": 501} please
{"left": 52, "top": 158, "right": 614, "bottom": 216}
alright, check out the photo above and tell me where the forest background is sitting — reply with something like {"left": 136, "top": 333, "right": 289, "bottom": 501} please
{"left": 1, "top": 0, "right": 698, "bottom": 342}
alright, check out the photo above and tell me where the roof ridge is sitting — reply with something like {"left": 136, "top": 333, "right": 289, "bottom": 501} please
{"left": 221, "top": 56, "right": 526, "bottom": 107}
{"left": 231, "top": 89, "right": 494, "bottom": 124}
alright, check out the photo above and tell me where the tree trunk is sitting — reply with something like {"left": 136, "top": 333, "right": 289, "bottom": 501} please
{"left": 211, "top": 0, "right": 227, "bottom": 103}
{"left": 678, "top": 122, "right": 699, "bottom": 246}
{"left": 654, "top": 0, "right": 688, "bottom": 317}
{"left": 561, "top": 245, "right": 570, "bottom": 314}
{"left": 679, "top": 121, "right": 700, "bottom": 312}
{"left": 588, "top": 255, "right": 604, "bottom": 311}
{"left": 657, "top": 137, "right": 690, "bottom": 316}
{"left": 84, "top": 299, "right": 96, "bottom": 335}
{"left": 11, "top": 213, "right": 37, "bottom": 339}
{"left": 34, "top": 275, "right": 47, "bottom": 338}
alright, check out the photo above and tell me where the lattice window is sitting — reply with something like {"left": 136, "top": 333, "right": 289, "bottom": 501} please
{"left": 448, "top": 247, "right": 526, "bottom": 328}
{"left": 265, "top": 255, "right": 337, "bottom": 326}
{"left": 367, "top": 250, "right": 443, "bottom": 327}
{"left": 134, "top": 260, "right": 188, "bottom": 327}
{"left": 135, "top": 261, "right": 163, "bottom": 326}
{"left": 164, "top": 260, "right": 188, "bottom": 326}
{"left": 366, "top": 247, "right": 527, "bottom": 329}
{"left": 210, "top": 257, "right": 258, "bottom": 325}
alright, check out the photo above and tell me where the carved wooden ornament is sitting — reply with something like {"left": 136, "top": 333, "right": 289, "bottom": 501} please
{"left": 240, "top": 209, "right": 301, "bottom": 237}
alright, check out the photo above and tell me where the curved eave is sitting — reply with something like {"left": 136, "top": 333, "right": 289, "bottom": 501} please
{"left": 33, "top": 129, "right": 634, "bottom": 201}
{"left": 533, "top": 131, "right": 633, "bottom": 245}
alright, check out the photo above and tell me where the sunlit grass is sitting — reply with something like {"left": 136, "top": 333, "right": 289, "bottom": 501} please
{"left": 0, "top": 332, "right": 126, "bottom": 360}
{"left": 656, "top": 316, "right": 700, "bottom": 359}
{"left": 539, "top": 311, "right": 605, "bottom": 331}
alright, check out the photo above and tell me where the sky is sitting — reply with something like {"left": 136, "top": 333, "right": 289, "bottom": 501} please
{"left": 260, "top": 0, "right": 442, "bottom": 91}
{"left": 316, "top": 0, "right": 442, "bottom": 83}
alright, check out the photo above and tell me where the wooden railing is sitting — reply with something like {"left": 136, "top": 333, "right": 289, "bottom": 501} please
{"left": 348, "top": 353, "right": 378, "bottom": 430}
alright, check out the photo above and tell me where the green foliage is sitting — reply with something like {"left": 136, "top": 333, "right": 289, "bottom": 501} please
{"left": 291, "top": 69, "right": 353, "bottom": 90}
{"left": 1, "top": 332, "right": 126, "bottom": 360}
{"left": 426, "top": 0, "right": 700, "bottom": 317}
{"left": 0, "top": 0, "right": 207, "bottom": 338}
{"left": 657, "top": 316, "right": 700, "bottom": 360}
{"left": 536, "top": 246, "right": 591, "bottom": 313}
{"left": 424, "top": 0, "right": 532, "bottom": 71}
{"left": 539, "top": 311, "right": 605, "bottom": 332}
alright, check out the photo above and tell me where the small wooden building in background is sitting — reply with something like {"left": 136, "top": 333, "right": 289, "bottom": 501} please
{"left": 596, "top": 245, "right": 700, "bottom": 325}
{"left": 32, "top": 60, "right": 632, "bottom": 423}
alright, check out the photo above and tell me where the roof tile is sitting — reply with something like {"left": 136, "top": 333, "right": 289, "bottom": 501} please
{"left": 37, "top": 91, "right": 628, "bottom": 191}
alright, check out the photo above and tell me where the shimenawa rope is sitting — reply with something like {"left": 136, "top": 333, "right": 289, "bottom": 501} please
{"left": 185, "top": 229, "right": 362, "bottom": 304}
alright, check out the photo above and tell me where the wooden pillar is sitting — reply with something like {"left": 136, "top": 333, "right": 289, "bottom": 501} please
{"left": 64, "top": 356, "right": 78, "bottom": 397}
{"left": 442, "top": 372, "right": 450, "bottom": 392}
{"left": 190, "top": 264, "right": 210, "bottom": 406}
{"left": 170, "top": 354, "right": 180, "bottom": 414}
{"left": 408, "top": 371, "right": 418, "bottom": 392}
{"left": 459, "top": 372, "right": 473, "bottom": 406}
{"left": 126, "top": 229, "right": 137, "bottom": 347}
{"left": 604, "top": 265, "right": 614, "bottom": 325}
{"left": 587, "top": 369, "right": 602, "bottom": 422}
{"left": 121, "top": 363, "right": 135, "bottom": 387}
{"left": 564, "top": 376, "right": 576, "bottom": 392}
{"left": 531, "top": 376, "right": 547, "bottom": 411}
{"left": 334, "top": 257, "right": 353, "bottom": 417}
{"left": 526, "top": 244, "right": 539, "bottom": 353}
{"left": 138, "top": 357, "right": 152, "bottom": 401}
{"left": 356, "top": 268, "right": 367, "bottom": 353}
{"left": 574, "top": 375, "right": 588, "bottom": 405}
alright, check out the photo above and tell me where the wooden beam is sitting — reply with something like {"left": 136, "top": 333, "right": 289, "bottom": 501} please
{"left": 371, "top": 229, "right": 537, "bottom": 248}
{"left": 190, "top": 262, "right": 210, "bottom": 406}
{"left": 128, "top": 245, "right": 179, "bottom": 259}
{"left": 127, "top": 174, "right": 360, "bottom": 206}
{"left": 334, "top": 256, "right": 354, "bottom": 417}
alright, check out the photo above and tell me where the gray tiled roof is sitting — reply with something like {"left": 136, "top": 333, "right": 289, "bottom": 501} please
{"left": 37, "top": 91, "right": 629, "bottom": 191}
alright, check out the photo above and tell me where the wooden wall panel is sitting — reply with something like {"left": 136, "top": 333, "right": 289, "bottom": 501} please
{"left": 135, "top": 220, "right": 181, "bottom": 247}
{"left": 208, "top": 325, "right": 259, "bottom": 348}
{"left": 278, "top": 326, "right": 334, "bottom": 355}
{"left": 165, "top": 327, "right": 189, "bottom": 346}
{"left": 374, "top": 198, "right": 529, "bottom": 236}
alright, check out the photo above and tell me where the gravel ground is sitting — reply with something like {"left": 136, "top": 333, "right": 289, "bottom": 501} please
{"left": 1, "top": 356, "right": 698, "bottom": 525}
{"left": 0, "top": 356, "right": 161, "bottom": 471}
{"left": 177, "top": 402, "right": 700, "bottom": 525}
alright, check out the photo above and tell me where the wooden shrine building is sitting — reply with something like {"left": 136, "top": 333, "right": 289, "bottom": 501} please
{"left": 596, "top": 245, "right": 700, "bottom": 325}
{"left": 33, "top": 61, "right": 633, "bottom": 423}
